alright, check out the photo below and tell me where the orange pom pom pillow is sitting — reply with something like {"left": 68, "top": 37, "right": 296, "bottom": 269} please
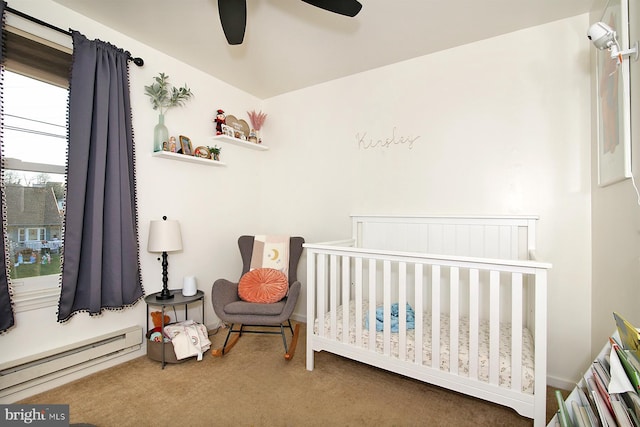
{"left": 238, "top": 268, "right": 289, "bottom": 304}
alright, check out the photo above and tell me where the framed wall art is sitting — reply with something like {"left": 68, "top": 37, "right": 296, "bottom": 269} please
{"left": 179, "top": 135, "right": 193, "bottom": 155}
{"left": 596, "top": 0, "right": 632, "bottom": 186}
{"left": 193, "top": 146, "right": 210, "bottom": 159}
{"left": 221, "top": 124, "right": 235, "bottom": 138}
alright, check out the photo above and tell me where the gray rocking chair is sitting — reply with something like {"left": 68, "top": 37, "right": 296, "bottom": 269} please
{"left": 211, "top": 235, "right": 304, "bottom": 360}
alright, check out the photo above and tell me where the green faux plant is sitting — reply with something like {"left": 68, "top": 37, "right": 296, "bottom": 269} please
{"left": 144, "top": 73, "right": 194, "bottom": 115}
{"left": 208, "top": 145, "right": 222, "bottom": 155}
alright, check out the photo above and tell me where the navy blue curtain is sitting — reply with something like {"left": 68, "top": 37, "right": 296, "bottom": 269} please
{"left": 57, "top": 31, "right": 143, "bottom": 322}
{"left": 0, "top": 0, "right": 14, "bottom": 334}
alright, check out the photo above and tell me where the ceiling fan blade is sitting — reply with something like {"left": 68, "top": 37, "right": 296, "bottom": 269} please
{"left": 218, "top": 0, "right": 247, "bottom": 45}
{"left": 301, "top": 0, "right": 362, "bottom": 17}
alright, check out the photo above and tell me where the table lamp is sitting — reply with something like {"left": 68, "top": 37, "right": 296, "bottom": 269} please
{"left": 147, "top": 216, "right": 183, "bottom": 300}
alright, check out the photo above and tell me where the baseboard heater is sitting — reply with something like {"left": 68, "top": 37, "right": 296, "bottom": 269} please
{"left": 0, "top": 326, "right": 142, "bottom": 398}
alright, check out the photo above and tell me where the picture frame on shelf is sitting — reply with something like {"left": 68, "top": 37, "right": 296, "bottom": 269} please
{"left": 179, "top": 135, "right": 193, "bottom": 155}
{"left": 193, "top": 146, "right": 210, "bottom": 159}
{"left": 225, "top": 114, "right": 250, "bottom": 137}
{"left": 221, "top": 124, "right": 235, "bottom": 138}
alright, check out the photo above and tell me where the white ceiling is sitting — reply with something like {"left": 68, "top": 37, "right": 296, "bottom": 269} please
{"left": 50, "top": 0, "right": 594, "bottom": 99}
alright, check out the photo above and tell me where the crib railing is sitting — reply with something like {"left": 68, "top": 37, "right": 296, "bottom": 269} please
{"left": 305, "top": 241, "right": 551, "bottom": 421}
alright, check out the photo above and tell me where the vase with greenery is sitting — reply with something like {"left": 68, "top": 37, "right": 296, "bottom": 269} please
{"left": 144, "top": 73, "right": 194, "bottom": 151}
{"left": 208, "top": 145, "right": 222, "bottom": 161}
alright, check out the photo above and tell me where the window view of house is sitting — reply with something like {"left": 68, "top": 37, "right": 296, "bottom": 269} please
{"left": 3, "top": 70, "right": 67, "bottom": 283}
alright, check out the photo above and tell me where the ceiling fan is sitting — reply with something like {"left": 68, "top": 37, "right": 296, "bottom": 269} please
{"left": 218, "top": 0, "right": 363, "bottom": 45}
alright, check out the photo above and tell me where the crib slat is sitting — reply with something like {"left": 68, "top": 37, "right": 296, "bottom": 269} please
{"left": 534, "top": 268, "right": 548, "bottom": 425}
{"left": 449, "top": 267, "right": 459, "bottom": 375}
{"left": 432, "top": 265, "right": 441, "bottom": 369}
{"left": 505, "top": 225, "right": 518, "bottom": 259}
{"left": 399, "top": 262, "right": 407, "bottom": 361}
{"left": 468, "top": 226, "right": 484, "bottom": 257}
{"left": 306, "top": 251, "right": 316, "bottom": 371}
{"left": 489, "top": 270, "right": 500, "bottom": 385}
{"left": 342, "top": 255, "right": 351, "bottom": 344}
{"left": 428, "top": 224, "right": 444, "bottom": 253}
{"left": 511, "top": 272, "right": 523, "bottom": 391}
{"left": 469, "top": 268, "right": 479, "bottom": 379}
{"left": 317, "top": 254, "right": 326, "bottom": 338}
{"left": 414, "top": 263, "right": 424, "bottom": 366}
{"left": 330, "top": 254, "right": 338, "bottom": 340}
{"left": 368, "top": 258, "right": 377, "bottom": 351}
{"left": 383, "top": 260, "right": 391, "bottom": 356}
{"left": 355, "top": 257, "right": 363, "bottom": 346}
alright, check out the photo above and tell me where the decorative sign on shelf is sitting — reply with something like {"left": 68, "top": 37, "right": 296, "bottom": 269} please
{"left": 356, "top": 127, "right": 420, "bottom": 150}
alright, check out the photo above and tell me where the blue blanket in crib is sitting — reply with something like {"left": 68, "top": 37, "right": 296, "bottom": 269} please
{"left": 364, "top": 303, "right": 416, "bottom": 332}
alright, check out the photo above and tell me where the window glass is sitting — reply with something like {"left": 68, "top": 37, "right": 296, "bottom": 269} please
{"left": 3, "top": 72, "right": 67, "bottom": 165}
{"left": 3, "top": 71, "right": 67, "bottom": 284}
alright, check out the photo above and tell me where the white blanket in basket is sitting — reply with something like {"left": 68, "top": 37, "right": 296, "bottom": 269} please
{"left": 164, "top": 320, "right": 211, "bottom": 361}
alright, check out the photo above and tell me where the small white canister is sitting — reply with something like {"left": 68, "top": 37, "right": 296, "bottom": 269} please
{"left": 182, "top": 275, "right": 197, "bottom": 296}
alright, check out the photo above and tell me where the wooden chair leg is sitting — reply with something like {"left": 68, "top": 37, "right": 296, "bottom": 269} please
{"left": 211, "top": 326, "right": 241, "bottom": 357}
{"left": 284, "top": 323, "right": 300, "bottom": 361}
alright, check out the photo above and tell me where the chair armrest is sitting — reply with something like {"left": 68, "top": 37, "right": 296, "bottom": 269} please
{"left": 211, "top": 279, "right": 240, "bottom": 318}
{"left": 280, "top": 281, "right": 301, "bottom": 320}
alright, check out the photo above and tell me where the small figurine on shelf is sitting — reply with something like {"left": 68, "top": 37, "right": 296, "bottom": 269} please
{"left": 168, "top": 136, "right": 177, "bottom": 153}
{"left": 248, "top": 129, "right": 257, "bottom": 144}
{"left": 208, "top": 145, "right": 222, "bottom": 161}
{"left": 213, "top": 109, "right": 226, "bottom": 135}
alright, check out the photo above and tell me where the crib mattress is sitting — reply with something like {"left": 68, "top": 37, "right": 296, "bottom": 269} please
{"left": 314, "top": 301, "right": 535, "bottom": 393}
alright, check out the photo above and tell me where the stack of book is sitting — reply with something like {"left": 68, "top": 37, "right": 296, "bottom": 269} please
{"left": 554, "top": 312, "right": 640, "bottom": 427}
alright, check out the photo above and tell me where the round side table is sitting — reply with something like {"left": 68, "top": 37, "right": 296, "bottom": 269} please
{"left": 144, "top": 289, "right": 205, "bottom": 368}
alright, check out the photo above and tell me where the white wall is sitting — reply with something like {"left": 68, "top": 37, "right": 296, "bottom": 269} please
{"left": 1, "top": 0, "right": 594, "bottom": 398}
{"left": 590, "top": 0, "right": 640, "bottom": 355}
{"left": 1, "top": 0, "right": 266, "bottom": 401}
{"left": 261, "top": 15, "right": 592, "bottom": 386}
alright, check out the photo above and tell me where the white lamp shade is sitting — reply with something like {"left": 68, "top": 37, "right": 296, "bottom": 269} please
{"left": 147, "top": 219, "right": 183, "bottom": 252}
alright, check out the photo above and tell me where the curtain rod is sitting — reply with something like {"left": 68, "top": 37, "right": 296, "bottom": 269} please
{"left": 5, "top": 6, "right": 144, "bottom": 67}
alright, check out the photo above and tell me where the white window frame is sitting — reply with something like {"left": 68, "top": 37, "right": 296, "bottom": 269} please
{"left": 21, "top": 227, "right": 46, "bottom": 242}
{"left": 3, "top": 15, "right": 72, "bottom": 313}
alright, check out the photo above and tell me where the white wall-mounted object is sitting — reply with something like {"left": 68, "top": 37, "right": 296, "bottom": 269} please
{"left": 587, "top": 21, "right": 639, "bottom": 61}
{"left": 152, "top": 150, "right": 227, "bottom": 166}
{"left": 212, "top": 134, "right": 269, "bottom": 151}
{"left": 0, "top": 326, "right": 142, "bottom": 398}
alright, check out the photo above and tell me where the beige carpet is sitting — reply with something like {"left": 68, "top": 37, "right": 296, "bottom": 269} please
{"left": 20, "top": 323, "right": 567, "bottom": 426}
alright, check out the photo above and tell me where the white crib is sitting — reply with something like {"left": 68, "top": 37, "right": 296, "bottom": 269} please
{"left": 304, "top": 215, "right": 552, "bottom": 426}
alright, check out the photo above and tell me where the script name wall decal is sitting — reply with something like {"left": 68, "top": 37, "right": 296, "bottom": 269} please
{"left": 356, "top": 127, "right": 421, "bottom": 150}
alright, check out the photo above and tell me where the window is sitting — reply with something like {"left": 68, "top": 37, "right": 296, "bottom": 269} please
{"left": 20, "top": 227, "right": 46, "bottom": 242}
{"left": 0, "top": 27, "right": 73, "bottom": 306}
{"left": 1, "top": 22, "right": 72, "bottom": 310}
{"left": 3, "top": 72, "right": 68, "bottom": 309}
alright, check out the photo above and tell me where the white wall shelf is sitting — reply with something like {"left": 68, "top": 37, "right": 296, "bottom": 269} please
{"left": 152, "top": 150, "right": 227, "bottom": 166}
{"left": 212, "top": 135, "right": 269, "bottom": 151}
